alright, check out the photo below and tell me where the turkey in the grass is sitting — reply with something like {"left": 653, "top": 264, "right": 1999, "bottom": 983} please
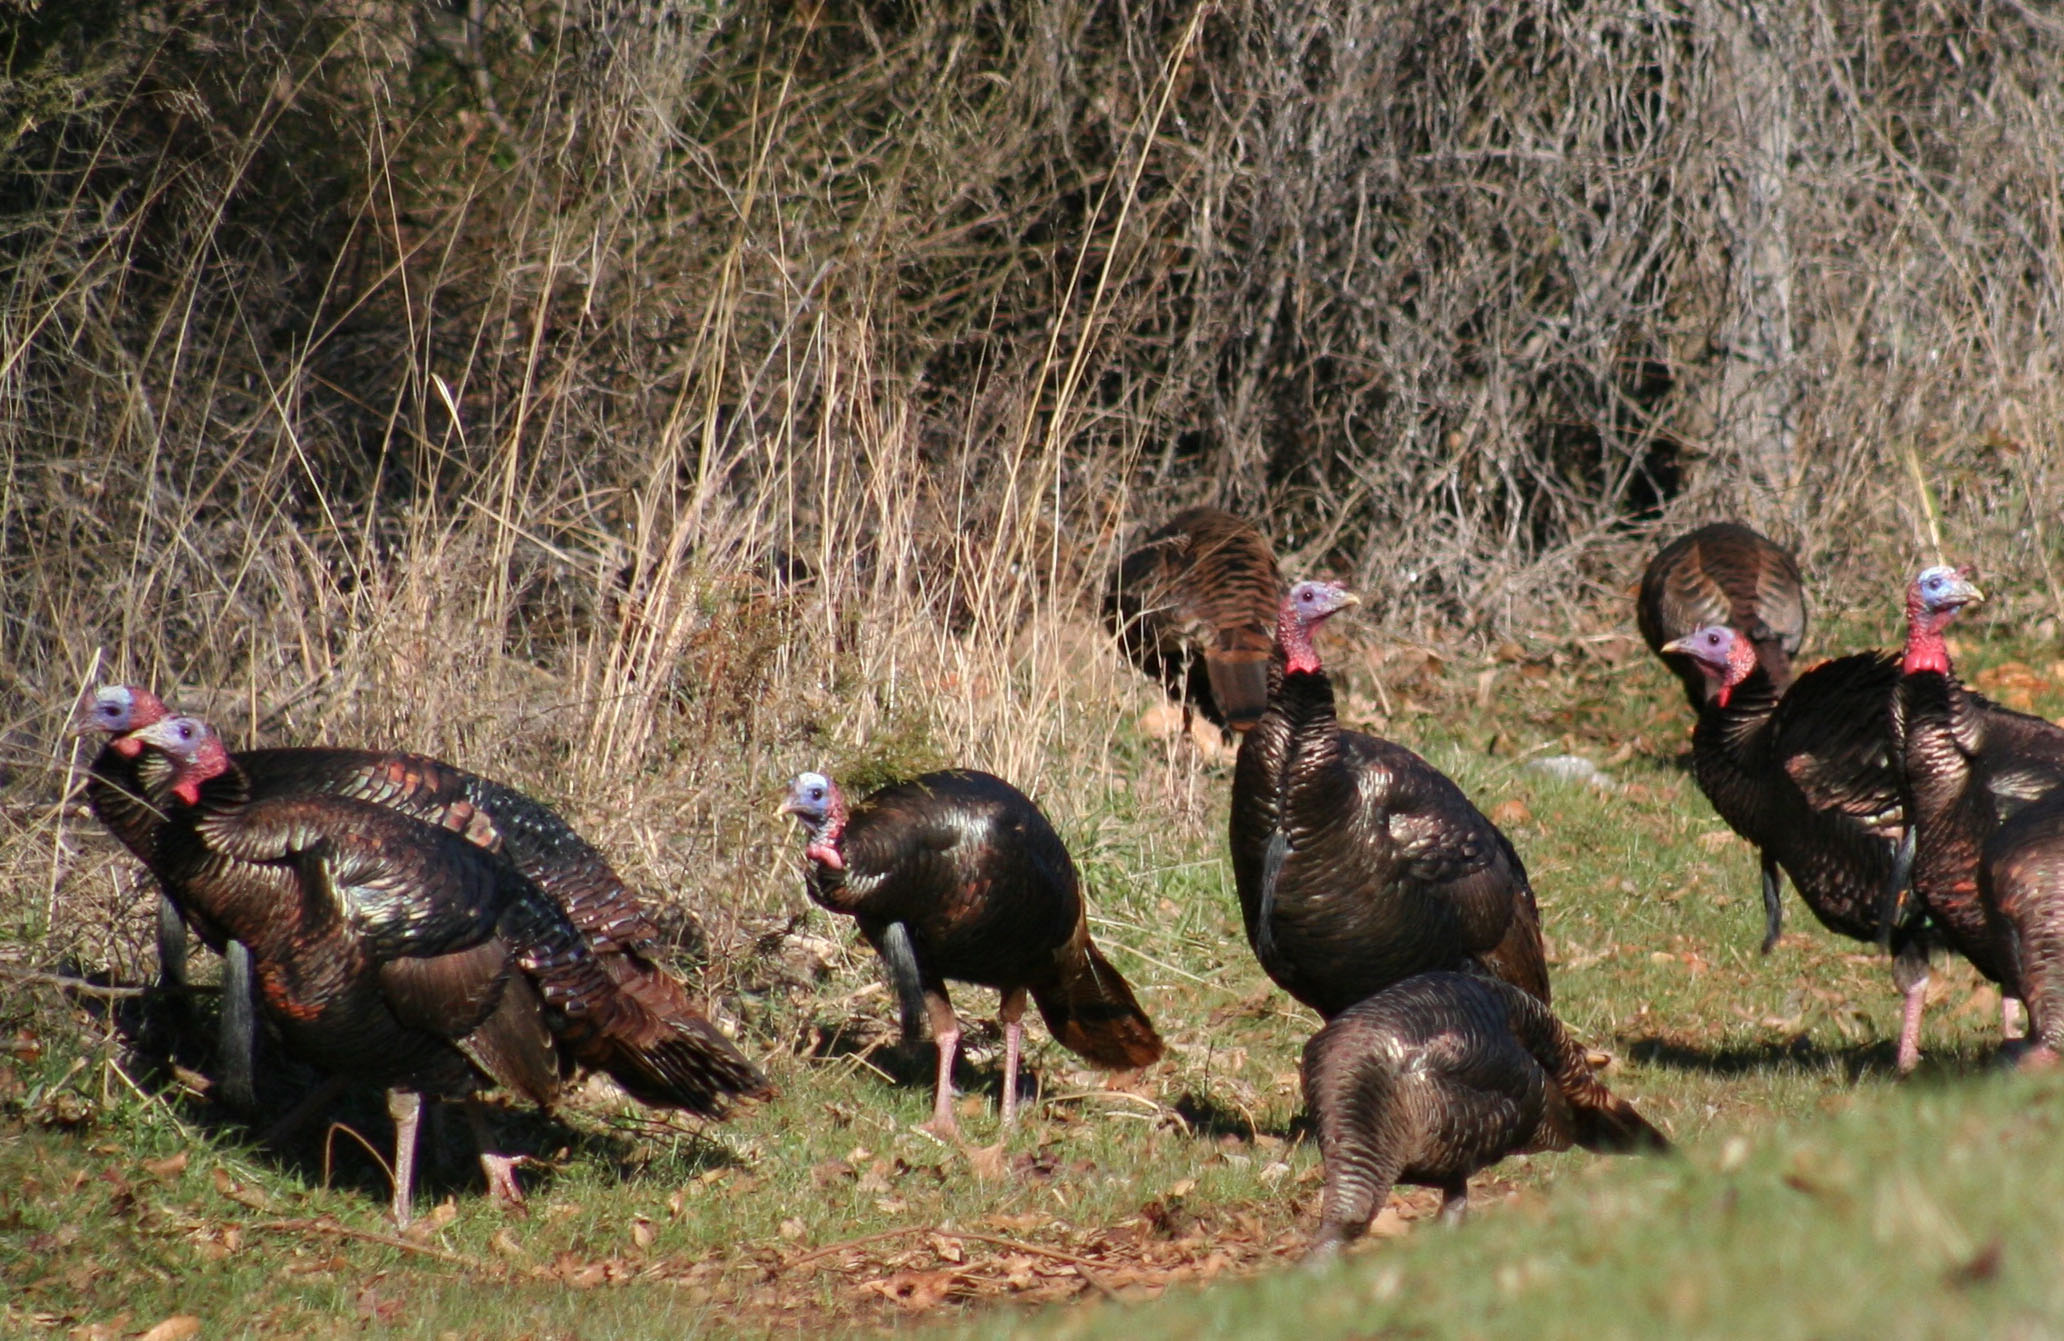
{"left": 76, "top": 685, "right": 743, "bottom": 1115}
{"left": 1892, "top": 565, "right": 2064, "bottom": 1058}
{"left": 1106, "top": 506, "right": 1281, "bottom": 734}
{"left": 1302, "top": 970, "right": 1667, "bottom": 1259}
{"left": 71, "top": 684, "right": 259, "bottom": 1110}
{"left": 1229, "top": 580, "right": 1551, "bottom": 1019}
{"left": 782, "top": 768, "right": 1161, "bottom": 1133}
{"left": 1638, "top": 523, "right": 1807, "bottom": 712}
{"left": 1660, "top": 625, "right": 1936, "bottom": 1069}
{"left": 127, "top": 713, "right": 768, "bottom": 1224}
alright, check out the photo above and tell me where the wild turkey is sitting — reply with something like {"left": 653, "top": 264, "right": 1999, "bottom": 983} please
{"left": 1229, "top": 581, "right": 1551, "bottom": 1019}
{"left": 1894, "top": 565, "right": 2064, "bottom": 1053}
{"left": 126, "top": 713, "right": 769, "bottom": 1224}
{"left": 1303, "top": 970, "right": 1667, "bottom": 1258}
{"left": 79, "top": 686, "right": 729, "bottom": 1106}
{"left": 1638, "top": 523, "right": 1807, "bottom": 711}
{"left": 1106, "top": 507, "right": 1281, "bottom": 733}
{"left": 781, "top": 768, "right": 1162, "bottom": 1132}
{"left": 72, "top": 685, "right": 258, "bottom": 1109}
{"left": 1659, "top": 625, "right": 1936, "bottom": 1070}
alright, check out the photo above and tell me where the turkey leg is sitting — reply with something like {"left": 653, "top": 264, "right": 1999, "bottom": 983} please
{"left": 998, "top": 987, "right": 1027, "bottom": 1126}
{"left": 922, "top": 991, "right": 961, "bottom": 1135}
{"left": 386, "top": 1088, "right": 423, "bottom": 1227}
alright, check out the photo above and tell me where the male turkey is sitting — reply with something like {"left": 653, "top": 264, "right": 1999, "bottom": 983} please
{"left": 78, "top": 685, "right": 734, "bottom": 1114}
{"left": 128, "top": 714, "right": 768, "bottom": 1224}
{"left": 1106, "top": 507, "right": 1281, "bottom": 733}
{"left": 782, "top": 768, "right": 1162, "bottom": 1132}
{"left": 1893, "top": 565, "right": 2064, "bottom": 1054}
{"left": 1638, "top": 523, "right": 1807, "bottom": 711}
{"left": 1303, "top": 970, "right": 1667, "bottom": 1259}
{"left": 72, "top": 685, "right": 258, "bottom": 1109}
{"left": 1660, "top": 625, "right": 1935, "bottom": 1069}
{"left": 1229, "top": 581, "right": 1550, "bottom": 1019}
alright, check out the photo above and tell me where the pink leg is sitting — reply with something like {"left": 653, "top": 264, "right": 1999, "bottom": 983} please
{"left": 467, "top": 1098, "right": 526, "bottom": 1209}
{"left": 921, "top": 990, "right": 962, "bottom": 1135}
{"left": 1895, "top": 974, "right": 1929, "bottom": 1075}
{"left": 386, "top": 1089, "right": 422, "bottom": 1227}
{"left": 999, "top": 988, "right": 1028, "bottom": 1127}
{"left": 2003, "top": 996, "right": 2027, "bottom": 1041}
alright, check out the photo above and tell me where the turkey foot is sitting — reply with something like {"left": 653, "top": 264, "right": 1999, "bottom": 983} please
{"left": 468, "top": 1099, "right": 529, "bottom": 1210}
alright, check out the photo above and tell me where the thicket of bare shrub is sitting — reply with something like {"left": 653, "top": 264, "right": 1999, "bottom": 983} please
{"left": 4, "top": 1, "right": 2062, "bottom": 954}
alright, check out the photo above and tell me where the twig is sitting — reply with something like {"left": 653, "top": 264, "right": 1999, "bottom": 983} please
{"left": 948, "top": 1231, "right": 1120, "bottom": 1299}
{"left": 0, "top": 966, "right": 171, "bottom": 999}
{"left": 247, "top": 1217, "right": 504, "bottom": 1273}
{"left": 778, "top": 1225, "right": 928, "bottom": 1272}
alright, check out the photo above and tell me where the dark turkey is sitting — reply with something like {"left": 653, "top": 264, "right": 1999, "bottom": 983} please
{"left": 1106, "top": 507, "right": 1281, "bottom": 733}
{"left": 77, "top": 685, "right": 735, "bottom": 1117}
{"left": 1638, "top": 523, "right": 1807, "bottom": 711}
{"left": 782, "top": 768, "right": 1162, "bottom": 1132}
{"left": 1893, "top": 565, "right": 2064, "bottom": 1053}
{"left": 1302, "top": 970, "right": 1667, "bottom": 1259}
{"left": 73, "top": 685, "right": 258, "bottom": 1110}
{"left": 1229, "top": 581, "right": 1551, "bottom": 1019}
{"left": 1660, "top": 626, "right": 1935, "bottom": 1070}
{"left": 128, "top": 714, "right": 768, "bottom": 1224}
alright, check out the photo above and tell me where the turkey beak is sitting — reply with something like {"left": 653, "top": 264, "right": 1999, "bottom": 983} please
{"left": 1658, "top": 634, "right": 1697, "bottom": 657}
{"left": 1949, "top": 574, "right": 1986, "bottom": 607}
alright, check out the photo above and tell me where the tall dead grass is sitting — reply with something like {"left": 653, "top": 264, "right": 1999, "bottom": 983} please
{"left": 3, "top": 0, "right": 2062, "bottom": 963}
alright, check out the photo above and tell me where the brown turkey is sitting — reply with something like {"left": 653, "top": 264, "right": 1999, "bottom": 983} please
{"left": 1106, "top": 507, "right": 1281, "bottom": 733}
{"left": 1638, "top": 523, "right": 1807, "bottom": 711}
{"left": 128, "top": 713, "right": 769, "bottom": 1224}
{"left": 1893, "top": 565, "right": 2064, "bottom": 1057}
{"left": 1659, "top": 625, "right": 1935, "bottom": 1070}
{"left": 1303, "top": 970, "right": 1667, "bottom": 1259}
{"left": 1229, "top": 580, "right": 1551, "bottom": 1019}
{"left": 73, "top": 685, "right": 258, "bottom": 1109}
{"left": 78, "top": 685, "right": 733, "bottom": 1118}
{"left": 781, "top": 768, "right": 1162, "bottom": 1132}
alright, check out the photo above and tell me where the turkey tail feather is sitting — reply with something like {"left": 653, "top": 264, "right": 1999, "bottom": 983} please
{"left": 572, "top": 1006, "right": 773, "bottom": 1116}
{"left": 1205, "top": 650, "right": 1270, "bottom": 732}
{"left": 1031, "top": 940, "right": 1164, "bottom": 1069}
{"left": 1567, "top": 1087, "right": 1671, "bottom": 1154}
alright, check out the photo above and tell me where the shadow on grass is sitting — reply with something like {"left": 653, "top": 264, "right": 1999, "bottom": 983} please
{"left": 1628, "top": 1033, "right": 2003, "bottom": 1084}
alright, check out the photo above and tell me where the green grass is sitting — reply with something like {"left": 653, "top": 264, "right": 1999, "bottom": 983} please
{"left": 7, "top": 627, "right": 2064, "bottom": 1336}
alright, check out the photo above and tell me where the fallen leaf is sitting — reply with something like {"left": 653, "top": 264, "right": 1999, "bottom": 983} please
{"left": 864, "top": 1269, "right": 960, "bottom": 1311}
{"left": 136, "top": 1317, "right": 202, "bottom": 1341}
{"left": 140, "top": 1152, "right": 188, "bottom": 1180}
{"left": 963, "top": 1141, "right": 1008, "bottom": 1181}
{"left": 631, "top": 1217, "right": 655, "bottom": 1249}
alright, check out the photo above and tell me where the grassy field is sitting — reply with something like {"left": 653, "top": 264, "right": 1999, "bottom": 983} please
{"left": 7, "top": 607, "right": 2064, "bottom": 1338}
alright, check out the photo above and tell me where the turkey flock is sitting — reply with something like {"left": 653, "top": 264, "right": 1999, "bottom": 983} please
{"left": 62, "top": 508, "right": 2064, "bottom": 1266}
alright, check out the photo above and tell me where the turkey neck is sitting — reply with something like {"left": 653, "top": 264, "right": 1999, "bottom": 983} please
{"left": 148, "top": 759, "right": 305, "bottom": 954}
{"left": 1689, "top": 662, "right": 1783, "bottom": 824}
{"left": 1896, "top": 665, "right": 2006, "bottom": 975}
{"left": 84, "top": 742, "right": 164, "bottom": 864}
